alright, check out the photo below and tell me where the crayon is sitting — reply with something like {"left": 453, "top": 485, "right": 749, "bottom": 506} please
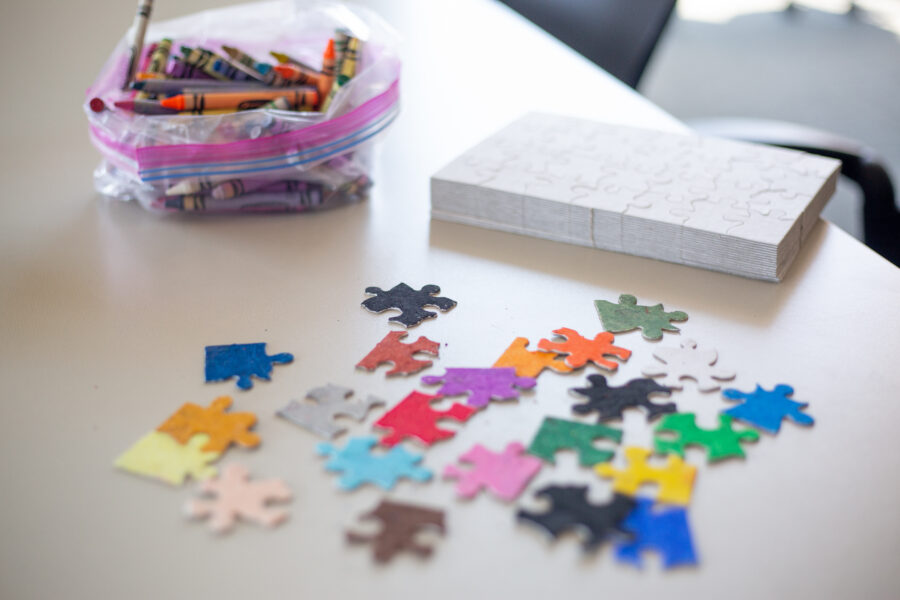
{"left": 177, "top": 108, "right": 239, "bottom": 116}
{"left": 165, "top": 178, "right": 217, "bottom": 196}
{"left": 321, "top": 36, "right": 359, "bottom": 112}
{"left": 140, "top": 42, "right": 158, "bottom": 73}
{"left": 318, "top": 39, "right": 336, "bottom": 98}
{"left": 180, "top": 46, "right": 216, "bottom": 69}
{"left": 272, "top": 63, "right": 321, "bottom": 87}
{"left": 160, "top": 88, "right": 318, "bottom": 112}
{"left": 132, "top": 78, "right": 265, "bottom": 93}
{"left": 222, "top": 45, "right": 272, "bottom": 75}
{"left": 147, "top": 38, "right": 172, "bottom": 74}
{"left": 89, "top": 97, "right": 106, "bottom": 112}
{"left": 114, "top": 99, "right": 178, "bottom": 115}
{"left": 332, "top": 29, "right": 352, "bottom": 66}
{"left": 260, "top": 96, "right": 292, "bottom": 110}
{"left": 209, "top": 58, "right": 258, "bottom": 82}
{"left": 123, "top": 0, "right": 154, "bottom": 89}
{"left": 269, "top": 51, "right": 318, "bottom": 72}
{"left": 164, "top": 187, "right": 324, "bottom": 213}
{"left": 167, "top": 56, "right": 215, "bottom": 80}
{"left": 210, "top": 178, "right": 267, "bottom": 200}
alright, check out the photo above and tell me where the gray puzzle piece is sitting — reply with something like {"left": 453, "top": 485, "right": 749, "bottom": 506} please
{"left": 277, "top": 384, "right": 385, "bottom": 439}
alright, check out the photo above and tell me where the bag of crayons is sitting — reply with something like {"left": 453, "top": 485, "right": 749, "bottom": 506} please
{"left": 84, "top": 0, "right": 400, "bottom": 214}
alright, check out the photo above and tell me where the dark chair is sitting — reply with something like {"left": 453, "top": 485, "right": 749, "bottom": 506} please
{"left": 497, "top": 0, "right": 676, "bottom": 89}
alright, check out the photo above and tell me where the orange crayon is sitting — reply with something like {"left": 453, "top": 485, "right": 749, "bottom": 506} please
{"left": 272, "top": 63, "right": 321, "bottom": 87}
{"left": 160, "top": 88, "right": 318, "bottom": 113}
{"left": 318, "top": 39, "right": 336, "bottom": 98}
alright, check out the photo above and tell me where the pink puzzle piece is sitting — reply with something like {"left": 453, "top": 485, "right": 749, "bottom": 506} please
{"left": 443, "top": 442, "right": 542, "bottom": 501}
{"left": 375, "top": 391, "right": 476, "bottom": 447}
{"left": 185, "top": 463, "right": 292, "bottom": 533}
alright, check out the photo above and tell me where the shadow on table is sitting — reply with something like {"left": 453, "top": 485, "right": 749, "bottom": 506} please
{"left": 427, "top": 218, "right": 829, "bottom": 329}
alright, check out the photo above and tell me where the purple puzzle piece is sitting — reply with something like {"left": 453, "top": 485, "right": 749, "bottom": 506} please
{"left": 421, "top": 367, "right": 536, "bottom": 408}
{"left": 443, "top": 442, "right": 542, "bottom": 501}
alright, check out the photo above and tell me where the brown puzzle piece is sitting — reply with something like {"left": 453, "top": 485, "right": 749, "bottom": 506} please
{"left": 346, "top": 499, "right": 445, "bottom": 563}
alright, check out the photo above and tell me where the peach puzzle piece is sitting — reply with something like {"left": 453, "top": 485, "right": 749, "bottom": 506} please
{"left": 114, "top": 432, "right": 219, "bottom": 486}
{"left": 185, "top": 463, "right": 292, "bottom": 533}
{"left": 493, "top": 337, "right": 573, "bottom": 378}
{"left": 157, "top": 396, "right": 259, "bottom": 454}
{"left": 595, "top": 446, "right": 696, "bottom": 506}
{"left": 537, "top": 327, "right": 632, "bottom": 370}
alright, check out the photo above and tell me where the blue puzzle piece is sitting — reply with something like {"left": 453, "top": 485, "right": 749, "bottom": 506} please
{"left": 204, "top": 343, "right": 293, "bottom": 390}
{"left": 614, "top": 499, "right": 698, "bottom": 569}
{"left": 317, "top": 436, "right": 432, "bottom": 490}
{"left": 722, "top": 384, "right": 813, "bottom": 434}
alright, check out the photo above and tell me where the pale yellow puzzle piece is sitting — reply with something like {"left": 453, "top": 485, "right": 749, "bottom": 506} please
{"left": 493, "top": 337, "right": 573, "bottom": 378}
{"left": 595, "top": 446, "right": 696, "bottom": 506}
{"left": 114, "top": 432, "right": 220, "bottom": 486}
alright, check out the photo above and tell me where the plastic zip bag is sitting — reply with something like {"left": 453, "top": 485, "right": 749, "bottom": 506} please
{"left": 84, "top": 0, "right": 401, "bottom": 214}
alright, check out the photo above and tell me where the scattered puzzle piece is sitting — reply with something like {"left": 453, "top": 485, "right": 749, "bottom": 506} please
{"left": 204, "top": 343, "right": 293, "bottom": 390}
{"left": 317, "top": 436, "right": 432, "bottom": 490}
{"left": 595, "top": 447, "right": 697, "bottom": 506}
{"left": 527, "top": 417, "right": 622, "bottom": 467}
{"left": 276, "top": 384, "right": 385, "bottom": 439}
{"left": 157, "top": 396, "right": 259, "bottom": 453}
{"left": 655, "top": 413, "right": 759, "bottom": 462}
{"left": 571, "top": 374, "right": 676, "bottom": 422}
{"left": 115, "top": 432, "right": 219, "bottom": 486}
{"left": 614, "top": 499, "right": 698, "bottom": 569}
{"left": 361, "top": 283, "right": 457, "bottom": 327}
{"left": 444, "top": 442, "right": 542, "bottom": 501}
{"left": 375, "top": 391, "right": 476, "bottom": 447}
{"left": 356, "top": 331, "right": 440, "bottom": 376}
{"left": 185, "top": 463, "right": 291, "bottom": 533}
{"left": 493, "top": 337, "right": 573, "bottom": 378}
{"left": 537, "top": 327, "right": 632, "bottom": 370}
{"left": 421, "top": 367, "right": 536, "bottom": 408}
{"left": 642, "top": 339, "right": 735, "bottom": 391}
{"left": 347, "top": 500, "right": 445, "bottom": 563}
{"left": 722, "top": 383, "right": 814, "bottom": 434}
{"left": 594, "top": 294, "right": 688, "bottom": 340}
{"left": 517, "top": 485, "right": 636, "bottom": 551}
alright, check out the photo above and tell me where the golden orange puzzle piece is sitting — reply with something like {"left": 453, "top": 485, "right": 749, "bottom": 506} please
{"left": 493, "top": 337, "right": 573, "bottom": 378}
{"left": 537, "top": 327, "right": 632, "bottom": 370}
{"left": 595, "top": 446, "right": 696, "bottom": 506}
{"left": 157, "top": 396, "right": 260, "bottom": 454}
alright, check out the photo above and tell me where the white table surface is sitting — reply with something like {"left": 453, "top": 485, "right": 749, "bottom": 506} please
{"left": 1, "top": 1, "right": 899, "bottom": 599}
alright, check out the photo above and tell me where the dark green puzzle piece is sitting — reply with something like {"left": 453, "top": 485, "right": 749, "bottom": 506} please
{"left": 594, "top": 294, "right": 688, "bottom": 340}
{"left": 527, "top": 417, "right": 622, "bottom": 466}
{"left": 654, "top": 412, "right": 759, "bottom": 462}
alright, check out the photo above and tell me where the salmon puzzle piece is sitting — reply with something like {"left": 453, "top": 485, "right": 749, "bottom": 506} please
{"left": 185, "top": 463, "right": 292, "bottom": 533}
{"left": 493, "top": 337, "right": 573, "bottom": 378}
{"left": 157, "top": 396, "right": 260, "bottom": 454}
{"left": 374, "top": 391, "right": 476, "bottom": 447}
{"left": 356, "top": 331, "right": 440, "bottom": 376}
{"left": 537, "top": 327, "right": 631, "bottom": 370}
{"left": 115, "top": 432, "right": 219, "bottom": 486}
{"left": 595, "top": 446, "right": 697, "bottom": 506}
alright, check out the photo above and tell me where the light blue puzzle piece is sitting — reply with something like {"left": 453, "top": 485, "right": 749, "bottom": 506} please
{"left": 205, "top": 343, "right": 293, "bottom": 390}
{"left": 722, "top": 384, "right": 813, "bottom": 434}
{"left": 316, "top": 436, "right": 432, "bottom": 490}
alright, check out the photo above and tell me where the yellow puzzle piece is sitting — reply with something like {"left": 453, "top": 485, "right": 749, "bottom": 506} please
{"left": 114, "top": 432, "right": 220, "bottom": 486}
{"left": 493, "top": 337, "right": 573, "bottom": 378}
{"left": 595, "top": 446, "right": 696, "bottom": 506}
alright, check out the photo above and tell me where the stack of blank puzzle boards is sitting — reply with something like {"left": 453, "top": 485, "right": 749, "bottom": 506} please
{"left": 430, "top": 112, "right": 841, "bottom": 282}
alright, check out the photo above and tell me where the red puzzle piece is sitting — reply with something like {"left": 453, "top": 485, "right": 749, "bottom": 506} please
{"left": 537, "top": 327, "right": 632, "bottom": 370}
{"left": 356, "top": 331, "right": 440, "bottom": 376}
{"left": 375, "top": 391, "right": 476, "bottom": 447}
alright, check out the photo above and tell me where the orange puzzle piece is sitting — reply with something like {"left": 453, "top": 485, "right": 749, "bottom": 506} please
{"left": 493, "top": 337, "right": 573, "bottom": 378}
{"left": 537, "top": 327, "right": 632, "bottom": 370}
{"left": 157, "top": 396, "right": 260, "bottom": 454}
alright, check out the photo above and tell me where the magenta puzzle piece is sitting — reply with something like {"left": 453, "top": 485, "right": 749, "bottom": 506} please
{"left": 443, "top": 442, "right": 542, "bottom": 501}
{"left": 421, "top": 367, "right": 537, "bottom": 408}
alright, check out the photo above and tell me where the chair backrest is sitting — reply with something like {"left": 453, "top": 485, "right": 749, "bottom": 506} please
{"left": 498, "top": 0, "right": 676, "bottom": 88}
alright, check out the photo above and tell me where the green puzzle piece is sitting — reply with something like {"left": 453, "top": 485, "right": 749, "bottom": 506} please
{"left": 527, "top": 417, "right": 622, "bottom": 466}
{"left": 594, "top": 294, "right": 688, "bottom": 340}
{"left": 654, "top": 413, "right": 759, "bottom": 462}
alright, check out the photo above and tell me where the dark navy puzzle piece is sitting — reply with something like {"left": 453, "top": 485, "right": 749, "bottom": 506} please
{"left": 361, "top": 283, "right": 457, "bottom": 327}
{"left": 722, "top": 383, "right": 813, "bottom": 434}
{"left": 571, "top": 374, "right": 676, "bottom": 422}
{"left": 615, "top": 499, "right": 698, "bottom": 569}
{"left": 205, "top": 343, "right": 294, "bottom": 390}
{"left": 517, "top": 485, "right": 635, "bottom": 551}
